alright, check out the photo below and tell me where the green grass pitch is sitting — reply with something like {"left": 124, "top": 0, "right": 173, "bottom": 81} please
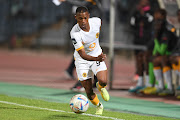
{"left": 0, "top": 94, "right": 179, "bottom": 120}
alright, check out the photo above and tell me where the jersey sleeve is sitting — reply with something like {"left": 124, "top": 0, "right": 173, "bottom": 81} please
{"left": 97, "top": 18, "right": 101, "bottom": 28}
{"left": 71, "top": 33, "right": 84, "bottom": 51}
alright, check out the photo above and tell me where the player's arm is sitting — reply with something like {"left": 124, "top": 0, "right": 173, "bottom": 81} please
{"left": 71, "top": 33, "right": 106, "bottom": 62}
{"left": 78, "top": 48, "right": 106, "bottom": 62}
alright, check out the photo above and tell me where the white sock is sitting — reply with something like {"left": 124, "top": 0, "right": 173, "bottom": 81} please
{"left": 154, "top": 69, "right": 164, "bottom": 89}
{"left": 97, "top": 102, "right": 103, "bottom": 107}
{"left": 163, "top": 70, "right": 173, "bottom": 90}
{"left": 175, "top": 70, "right": 179, "bottom": 75}
{"left": 145, "top": 75, "right": 152, "bottom": 87}
{"left": 136, "top": 76, "right": 143, "bottom": 87}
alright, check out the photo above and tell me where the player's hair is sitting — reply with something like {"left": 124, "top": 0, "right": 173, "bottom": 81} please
{"left": 76, "top": 6, "right": 89, "bottom": 14}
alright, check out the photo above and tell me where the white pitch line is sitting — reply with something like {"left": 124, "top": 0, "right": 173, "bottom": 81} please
{"left": 0, "top": 101, "right": 124, "bottom": 120}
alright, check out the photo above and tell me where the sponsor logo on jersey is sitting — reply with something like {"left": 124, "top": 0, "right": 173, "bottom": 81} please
{"left": 89, "top": 43, "right": 96, "bottom": 51}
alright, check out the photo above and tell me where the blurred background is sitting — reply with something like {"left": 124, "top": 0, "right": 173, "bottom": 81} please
{"left": 0, "top": 0, "right": 159, "bottom": 51}
{"left": 0, "top": 0, "right": 179, "bottom": 91}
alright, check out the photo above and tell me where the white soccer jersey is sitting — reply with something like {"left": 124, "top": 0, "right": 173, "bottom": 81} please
{"left": 70, "top": 17, "right": 102, "bottom": 63}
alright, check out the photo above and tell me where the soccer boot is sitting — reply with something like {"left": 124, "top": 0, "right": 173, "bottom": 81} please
{"left": 137, "top": 87, "right": 153, "bottom": 94}
{"left": 144, "top": 87, "right": 164, "bottom": 95}
{"left": 143, "top": 87, "right": 157, "bottom": 95}
{"left": 96, "top": 82, "right": 110, "bottom": 101}
{"left": 95, "top": 102, "right": 103, "bottom": 115}
{"left": 128, "top": 86, "right": 145, "bottom": 93}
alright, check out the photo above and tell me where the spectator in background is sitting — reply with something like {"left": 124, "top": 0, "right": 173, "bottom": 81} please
{"left": 170, "top": 9, "right": 180, "bottom": 99}
{"left": 9, "top": 0, "right": 36, "bottom": 49}
{"left": 129, "top": 0, "right": 154, "bottom": 93}
{"left": 117, "top": 0, "right": 134, "bottom": 23}
{"left": 145, "top": 9, "right": 177, "bottom": 96}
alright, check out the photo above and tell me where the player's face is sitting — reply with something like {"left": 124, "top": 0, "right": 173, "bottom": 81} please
{"left": 139, "top": 0, "right": 149, "bottom": 7}
{"left": 75, "top": 12, "right": 90, "bottom": 31}
{"left": 154, "top": 12, "right": 164, "bottom": 31}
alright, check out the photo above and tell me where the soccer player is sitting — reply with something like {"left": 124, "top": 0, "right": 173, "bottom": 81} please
{"left": 146, "top": 9, "right": 177, "bottom": 96}
{"left": 57, "top": 0, "right": 102, "bottom": 91}
{"left": 170, "top": 9, "right": 180, "bottom": 99}
{"left": 70, "top": 6, "right": 110, "bottom": 115}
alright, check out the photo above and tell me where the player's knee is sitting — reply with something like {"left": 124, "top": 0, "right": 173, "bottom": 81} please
{"left": 99, "top": 80, "right": 107, "bottom": 87}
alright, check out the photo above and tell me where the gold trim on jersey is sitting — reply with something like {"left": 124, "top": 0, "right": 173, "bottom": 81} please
{"left": 86, "top": 0, "right": 96, "bottom": 5}
{"left": 76, "top": 45, "right": 84, "bottom": 51}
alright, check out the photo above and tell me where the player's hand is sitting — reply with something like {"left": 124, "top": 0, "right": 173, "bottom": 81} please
{"left": 97, "top": 53, "right": 106, "bottom": 62}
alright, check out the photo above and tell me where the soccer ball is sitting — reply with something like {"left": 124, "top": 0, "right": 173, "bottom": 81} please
{"left": 69, "top": 94, "right": 89, "bottom": 113}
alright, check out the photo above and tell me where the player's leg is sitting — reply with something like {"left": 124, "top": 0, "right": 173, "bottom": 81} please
{"left": 96, "top": 70, "right": 108, "bottom": 87}
{"left": 80, "top": 79, "right": 103, "bottom": 115}
{"left": 133, "top": 50, "right": 141, "bottom": 82}
{"left": 136, "top": 52, "right": 144, "bottom": 87}
{"left": 80, "top": 79, "right": 98, "bottom": 102}
{"left": 129, "top": 52, "right": 145, "bottom": 93}
{"left": 138, "top": 51, "right": 155, "bottom": 94}
{"left": 143, "top": 51, "right": 154, "bottom": 87}
{"left": 65, "top": 57, "right": 75, "bottom": 79}
{"left": 151, "top": 56, "right": 164, "bottom": 94}
{"left": 75, "top": 61, "right": 103, "bottom": 115}
{"left": 92, "top": 61, "right": 110, "bottom": 101}
{"left": 96, "top": 70, "right": 110, "bottom": 101}
{"left": 158, "top": 55, "right": 174, "bottom": 96}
